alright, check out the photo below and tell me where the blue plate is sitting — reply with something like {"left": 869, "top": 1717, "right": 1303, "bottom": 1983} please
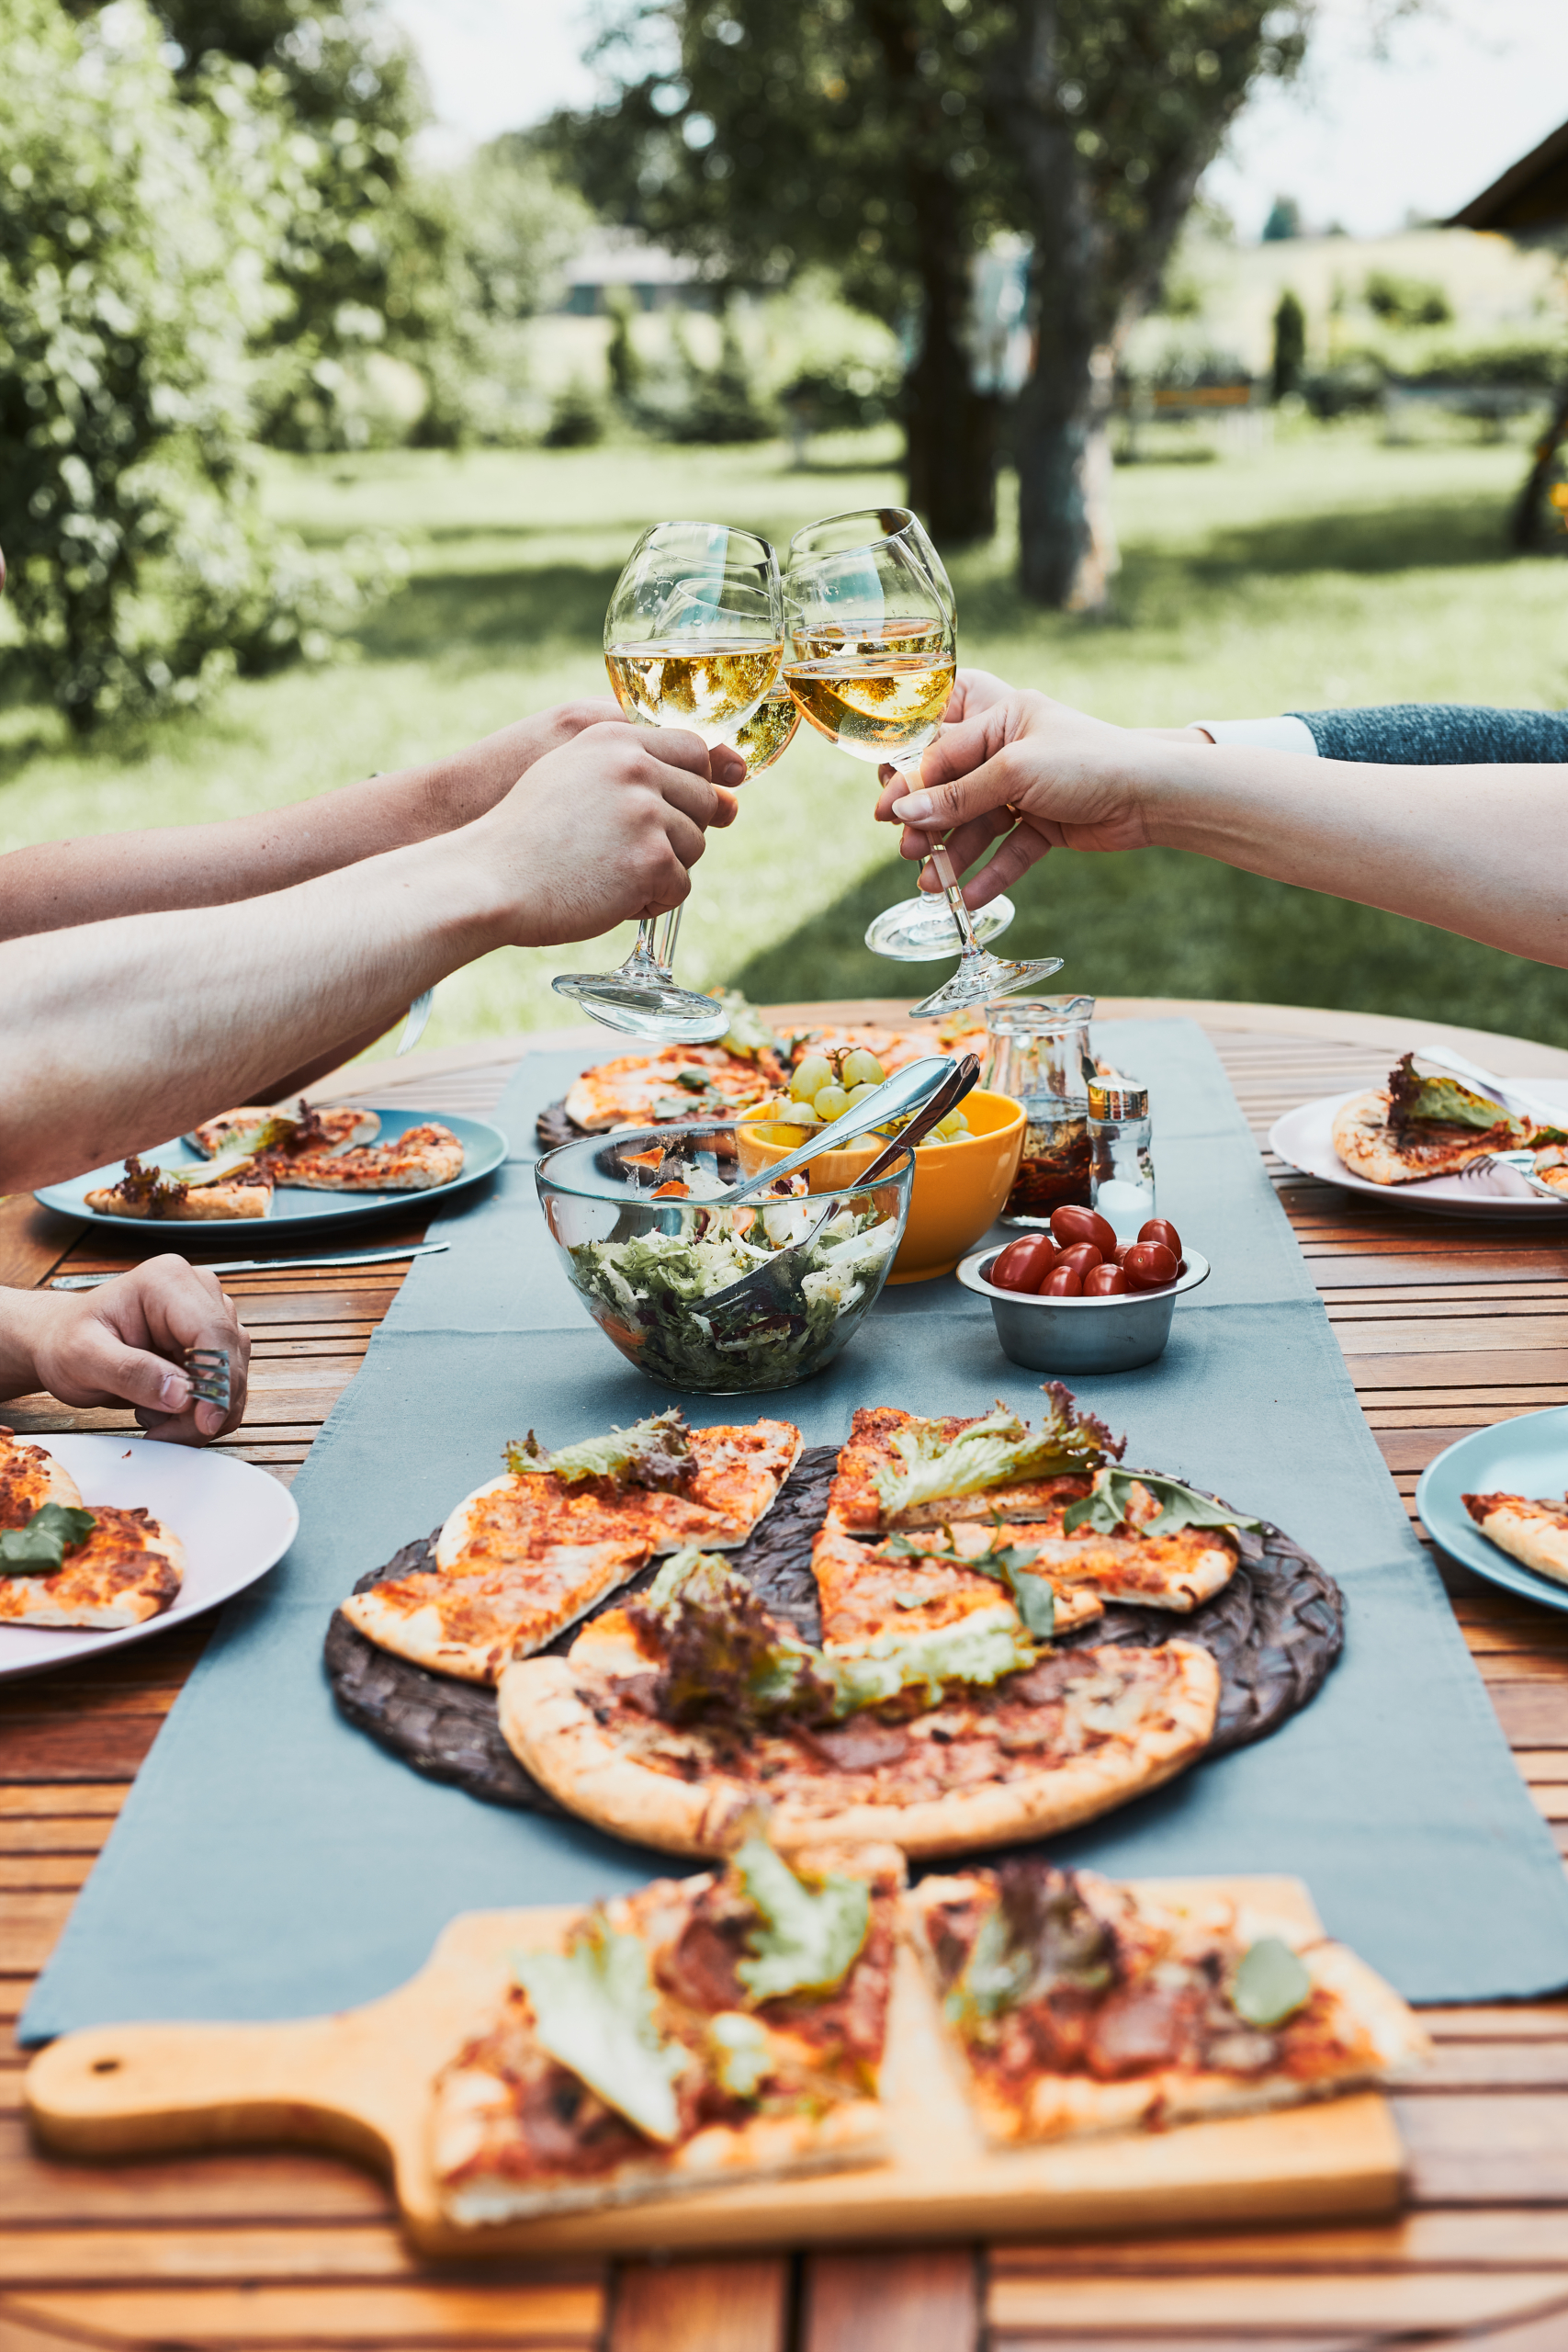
{"left": 1416, "top": 1406, "right": 1568, "bottom": 1616}
{"left": 36, "top": 1107, "right": 508, "bottom": 1238}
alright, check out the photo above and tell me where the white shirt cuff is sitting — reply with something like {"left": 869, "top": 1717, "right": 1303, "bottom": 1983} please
{"left": 1187, "top": 716, "right": 1319, "bottom": 755}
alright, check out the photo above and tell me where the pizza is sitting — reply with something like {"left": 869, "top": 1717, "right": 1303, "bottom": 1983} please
{"left": 497, "top": 1549, "right": 1220, "bottom": 1860}
{"left": 187, "top": 1103, "right": 464, "bottom": 1193}
{"left": 824, "top": 1395, "right": 1124, "bottom": 1534}
{"left": 564, "top": 1044, "right": 786, "bottom": 1135}
{"left": 0, "top": 1430, "right": 85, "bottom": 1526}
{"left": 808, "top": 1520, "right": 1106, "bottom": 1655}
{"left": 0, "top": 1502, "right": 185, "bottom": 1629}
{"left": 1462, "top": 1489, "right": 1568, "bottom": 1589}
{"left": 85, "top": 1158, "right": 275, "bottom": 1221}
{"left": 1330, "top": 1052, "right": 1555, "bottom": 1187}
{"left": 908, "top": 1859, "right": 1427, "bottom": 2144}
{"left": 431, "top": 1838, "right": 901, "bottom": 2223}
{"left": 340, "top": 1413, "right": 802, "bottom": 1683}
{"left": 188, "top": 1104, "right": 379, "bottom": 1160}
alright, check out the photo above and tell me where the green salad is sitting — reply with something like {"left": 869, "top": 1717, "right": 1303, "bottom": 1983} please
{"left": 566, "top": 1193, "right": 900, "bottom": 1391}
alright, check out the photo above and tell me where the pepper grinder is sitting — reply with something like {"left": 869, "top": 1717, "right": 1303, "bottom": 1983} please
{"left": 1089, "top": 1077, "right": 1156, "bottom": 1241}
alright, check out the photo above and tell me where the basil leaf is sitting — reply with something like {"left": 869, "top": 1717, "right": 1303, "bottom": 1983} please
{"left": 1231, "top": 1935, "right": 1313, "bottom": 2028}
{"left": 1062, "top": 1469, "right": 1263, "bottom": 1541}
{"left": 0, "top": 1503, "right": 96, "bottom": 1577}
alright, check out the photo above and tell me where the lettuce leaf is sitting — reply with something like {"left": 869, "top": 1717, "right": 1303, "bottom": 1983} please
{"left": 512, "top": 1912, "right": 687, "bottom": 2143}
{"left": 942, "top": 1863, "right": 1112, "bottom": 2035}
{"left": 1387, "top": 1054, "right": 1525, "bottom": 1136}
{"left": 0, "top": 1503, "right": 96, "bottom": 1577}
{"left": 873, "top": 1385, "right": 1122, "bottom": 1519}
{"left": 505, "top": 1408, "right": 693, "bottom": 1492}
{"left": 733, "top": 1837, "right": 871, "bottom": 2003}
{"left": 1060, "top": 1468, "right": 1263, "bottom": 1542}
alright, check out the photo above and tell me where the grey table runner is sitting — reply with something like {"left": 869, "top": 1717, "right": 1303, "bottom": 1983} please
{"left": 23, "top": 1018, "right": 1568, "bottom": 2040}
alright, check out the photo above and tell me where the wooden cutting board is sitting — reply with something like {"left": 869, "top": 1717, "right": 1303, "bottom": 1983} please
{"left": 25, "top": 1875, "right": 1408, "bottom": 2256}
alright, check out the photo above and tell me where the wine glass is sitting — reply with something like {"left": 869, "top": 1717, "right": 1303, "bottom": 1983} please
{"left": 785, "top": 507, "right": 1017, "bottom": 962}
{"left": 552, "top": 522, "right": 784, "bottom": 1042}
{"left": 783, "top": 531, "right": 1061, "bottom": 1020}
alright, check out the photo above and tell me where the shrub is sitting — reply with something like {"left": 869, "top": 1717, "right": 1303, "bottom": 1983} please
{"left": 544, "top": 379, "right": 607, "bottom": 447}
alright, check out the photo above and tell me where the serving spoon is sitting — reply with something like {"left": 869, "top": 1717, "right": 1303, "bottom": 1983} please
{"left": 712, "top": 1054, "right": 980, "bottom": 1206}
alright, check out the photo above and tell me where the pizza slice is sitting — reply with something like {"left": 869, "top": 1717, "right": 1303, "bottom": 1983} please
{"left": 85, "top": 1158, "right": 274, "bottom": 1220}
{"left": 188, "top": 1104, "right": 379, "bottom": 1160}
{"left": 908, "top": 1860, "right": 1427, "bottom": 2145}
{"left": 825, "top": 1390, "right": 1122, "bottom": 1535}
{"left": 0, "top": 1503, "right": 185, "bottom": 1629}
{"left": 0, "top": 1430, "right": 85, "bottom": 1527}
{"left": 498, "top": 1548, "right": 1219, "bottom": 1860}
{"left": 272, "top": 1122, "right": 465, "bottom": 1193}
{"left": 340, "top": 1536, "right": 651, "bottom": 1685}
{"left": 808, "top": 1520, "right": 1105, "bottom": 1659}
{"left": 564, "top": 1043, "right": 784, "bottom": 1135}
{"left": 431, "top": 1838, "right": 901, "bottom": 2224}
{"left": 1330, "top": 1053, "right": 1553, "bottom": 1186}
{"left": 1462, "top": 1490, "right": 1568, "bottom": 1589}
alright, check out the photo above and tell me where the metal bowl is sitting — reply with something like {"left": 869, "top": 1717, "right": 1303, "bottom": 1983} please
{"left": 955, "top": 1247, "right": 1211, "bottom": 1374}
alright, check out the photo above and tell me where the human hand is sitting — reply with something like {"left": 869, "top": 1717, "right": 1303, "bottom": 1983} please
{"left": 871, "top": 689, "right": 1155, "bottom": 909}
{"left": 468, "top": 719, "right": 742, "bottom": 947}
{"left": 420, "top": 699, "right": 629, "bottom": 831}
{"left": 5, "top": 1258, "right": 250, "bottom": 1444}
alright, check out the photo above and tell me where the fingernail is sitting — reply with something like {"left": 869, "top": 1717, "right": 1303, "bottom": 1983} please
{"left": 892, "top": 792, "right": 932, "bottom": 820}
{"left": 196, "top": 1402, "right": 223, "bottom": 1435}
{"left": 161, "top": 1371, "right": 192, "bottom": 1408}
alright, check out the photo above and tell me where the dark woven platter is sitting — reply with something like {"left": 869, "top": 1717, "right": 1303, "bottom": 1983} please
{"left": 534, "top": 1100, "right": 581, "bottom": 1155}
{"left": 324, "top": 1445, "right": 1343, "bottom": 1821}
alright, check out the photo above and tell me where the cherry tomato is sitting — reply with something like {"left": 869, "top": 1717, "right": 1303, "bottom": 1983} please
{"left": 1051, "top": 1203, "right": 1118, "bottom": 1256}
{"left": 1055, "top": 1241, "right": 1103, "bottom": 1279}
{"left": 1138, "top": 1217, "right": 1183, "bottom": 1259}
{"left": 1122, "top": 1240, "right": 1179, "bottom": 1290}
{"left": 1083, "top": 1263, "right": 1129, "bottom": 1295}
{"left": 1042, "top": 1263, "right": 1083, "bottom": 1296}
{"left": 989, "top": 1235, "right": 1058, "bottom": 1293}
{"left": 1112, "top": 1241, "right": 1134, "bottom": 1265}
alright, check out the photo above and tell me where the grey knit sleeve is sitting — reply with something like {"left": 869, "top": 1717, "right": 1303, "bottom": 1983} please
{"left": 1287, "top": 705, "right": 1568, "bottom": 764}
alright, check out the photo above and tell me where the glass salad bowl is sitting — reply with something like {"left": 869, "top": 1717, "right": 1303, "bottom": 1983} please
{"left": 536, "top": 1122, "right": 914, "bottom": 1393}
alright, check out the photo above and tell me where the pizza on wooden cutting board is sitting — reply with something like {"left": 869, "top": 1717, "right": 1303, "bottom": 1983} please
{"left": 340, "top": 1411, "right": 802, "bottom": 1684}
{"left": 432, "top": 1838, "right": 902, "bottom": 2223}
{"left": 0, "top": 1430, "right": 186, "bottom": 1629}
{"left": 1331, "top": 1052, "right": 1567, "bottom": 1187}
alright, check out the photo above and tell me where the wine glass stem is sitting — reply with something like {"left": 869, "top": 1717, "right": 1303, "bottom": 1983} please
{"left": 892, "top": 752, "right": 985, "bottom": 961}
{"left": 655, "top": 907, "right": 683, "bottom": 977}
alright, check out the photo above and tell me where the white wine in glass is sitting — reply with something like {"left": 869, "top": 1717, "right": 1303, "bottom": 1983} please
{"left": 553, "top": 521, "right": 784, "bottom": 1043}
{"left": 729, "top": 680, "right": 801, "bottom": 776}
{"left": 784, "top": 507, "right": 1017, "bottom": 961}
{"left": 783, "top": 530, "right": 1060, "bottom": 1020}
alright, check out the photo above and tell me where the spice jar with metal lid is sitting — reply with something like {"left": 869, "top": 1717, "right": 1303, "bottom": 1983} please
{"left": 986, "top": 995, "right": 1095, "bottom": 1226}
{"left": 1089, "top": 1077, "right": 1156, "bottom": 1241}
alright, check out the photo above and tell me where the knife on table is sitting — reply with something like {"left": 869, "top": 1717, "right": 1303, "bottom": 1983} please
{"left": 49, "top": 1242, "right": 452, "bottom": 1290}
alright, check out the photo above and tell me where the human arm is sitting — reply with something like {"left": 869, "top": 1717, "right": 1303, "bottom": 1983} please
{"left": 0, "top": 699, "right": 623, "bottom": 942}
{"left": 0, "top": 1259, "right": 250, "bottom": 1443}
{"left": 873, "top": 686, "right": 1568, "bottom": 968}
{"left": 1, "top": 720, "right": 738, "bottom": 1191}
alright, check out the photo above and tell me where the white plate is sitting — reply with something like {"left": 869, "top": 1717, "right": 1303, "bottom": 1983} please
{"left": 1269, "top": 1084, "right": 1568, "bottom": 1222}
{"left": 1416, "top": 1408, "right": 1568, "bottom": 1617}
{"left": 0, "top": 1435, "right": 299, "bottom": 1683}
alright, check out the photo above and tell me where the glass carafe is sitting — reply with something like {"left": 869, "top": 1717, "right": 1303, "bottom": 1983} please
{"left": 986, "top": 996, "right": 1097, "bottom": 1227}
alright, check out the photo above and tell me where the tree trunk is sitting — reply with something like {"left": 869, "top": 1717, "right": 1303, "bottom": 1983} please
{"left": 1511, "top": 368, "right": 1568, "bottom": 552}
{"left": 1013, "top": 337, "right": 1119, "bottom": 608}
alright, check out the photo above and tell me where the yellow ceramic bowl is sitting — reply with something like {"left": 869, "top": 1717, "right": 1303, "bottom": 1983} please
{"left": 738, "top": 1089, "right": 1025, "bottom": 1283}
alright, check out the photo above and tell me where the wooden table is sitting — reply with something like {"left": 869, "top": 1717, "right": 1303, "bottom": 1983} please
{"left": 5, "top": 999, "right": 1568, "bottom": 2352}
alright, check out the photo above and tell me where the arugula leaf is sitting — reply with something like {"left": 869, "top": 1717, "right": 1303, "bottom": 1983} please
{"left": 873, "top": 1385, "right": 1123, "bottom": 1518}
{"left": 1230, "top": 1935, "right": 1312, "bottom": 2028}
{"left": 512, "top": 1913, "right": 687, "bottom": 2144}
{"left": 1387, "top": 1053, "right": 1525, "bottom": 1136}
{"left": 1061, "top": 1468, "right": 1263, "bottom": 1541}
{"left": 0, "top": 1503, "right": 96, "bottom": 1577}
{"left": 943, "top": 1864, "right": 1113, "bottom": 2035}
{"left": 884, "top": 1531, "right": 1055, "bottom": 1639}
{"left": 505, "top": 1409, "right": 693, "bottom": 1492}
{"left": 733, "top": 1837, "right": 872, "bottom": 2003}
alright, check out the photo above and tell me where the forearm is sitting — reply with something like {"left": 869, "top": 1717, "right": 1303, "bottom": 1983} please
{"left": 0, "top": 1292, "right": 47, "bottom": 1397}
{"left": 1, "top": 835, "right": 508, "bottom": 1190}
{"left": 1140, "top": 741, "right": 1568, "bottom": 966}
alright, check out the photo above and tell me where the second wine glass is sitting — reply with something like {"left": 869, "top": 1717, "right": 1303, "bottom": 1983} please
{"left": 552, "top": 520, "right": 784, "bottom": 1043}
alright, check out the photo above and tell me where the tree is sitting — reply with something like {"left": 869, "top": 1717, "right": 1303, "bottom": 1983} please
{"left": 0, "top": 0, "right": 379, "bottom": 727}
{"left": 544, "top": 0, "right": 1307, "bottom": 608}
{"left": 1270, "top": 288, "right": 1305, "bottom": 402}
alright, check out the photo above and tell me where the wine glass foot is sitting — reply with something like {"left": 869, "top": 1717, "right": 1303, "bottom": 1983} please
{"left": 908, "top": 953, "right": 1066, "bottom": 1021}
{"left": 552, "top": 972, "right": 729, "bottom": 1044}
{"left": 865, "top": 891, "right": 1016, "bottom": 961}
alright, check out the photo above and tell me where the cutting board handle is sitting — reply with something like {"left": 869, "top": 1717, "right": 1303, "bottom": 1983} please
{"left": 25, "top": 2015, "right": 391, "bottom": 2169}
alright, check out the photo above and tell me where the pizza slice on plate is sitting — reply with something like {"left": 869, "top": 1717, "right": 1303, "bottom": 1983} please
{"left": 498, "top": 1547, "right": 1219, "bottom": 1859}
{"left": 908, "top": 1859, "right": 1427, "bottom": 2144}
{"left": 1330, "top": 1052, "right": 1555, "bottom": 1187}
{"left": 188, "top": 1104, "right": 379, "bottom": 1160}
{"left": 85, "top": 1157, "right": 275, "bottom": 1221}
{"left": 0, "top": 1501, "right": 185, "bottom": 1629}
{"left": 0, "top": 1430, "right": 84, "bottom": 1525}
{"left": 340, "top": 1413, "right": 802, "bottom": 1682}
{"left": 431, "top": 1837, "right": 901, "bottom": 2223}
{"left": 272, "top": 1122, "right": 465, "bottom": 1193}
{"left": 1462, "top": 1489, "right": 1568, "bottom": 1589}
{"left": 825, "top": 1390, "right": 1123, "bottom": 1534}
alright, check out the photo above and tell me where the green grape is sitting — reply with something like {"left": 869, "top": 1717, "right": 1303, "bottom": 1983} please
{"left": 814, "top": 1083, "right": 850, "bottom": 1123}
{"left": 845, "top": 1081, "right": 882, "bottom": 1108}
{"left": 790, "top": 1054, "right": 834, "bottom": 1102}
{"left": 841, "top": 1049, "right": 886, "bottom": 1088}
{"left": 779, "top": 1100, "right": 820, "bottom": 1126}
{"left": 933, "top": 1110, "right": 968, "bottom": 1139}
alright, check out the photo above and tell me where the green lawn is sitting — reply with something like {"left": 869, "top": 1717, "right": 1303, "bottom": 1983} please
{"left": 4, "top": 417, "right": 1567, "bottom": 1051}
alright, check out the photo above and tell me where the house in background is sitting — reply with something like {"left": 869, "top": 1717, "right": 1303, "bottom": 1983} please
{"left": 558, "top": 230, "right": 710, "bottom": 315}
